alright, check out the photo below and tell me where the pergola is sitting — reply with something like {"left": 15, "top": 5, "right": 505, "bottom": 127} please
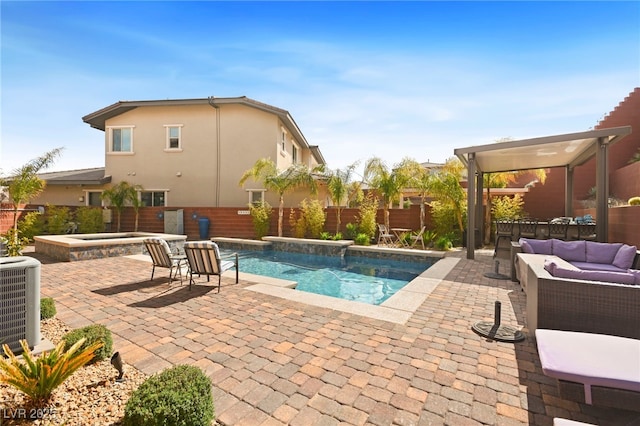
{"left": 454, "top": 126, "right": 632, "bottom": 260}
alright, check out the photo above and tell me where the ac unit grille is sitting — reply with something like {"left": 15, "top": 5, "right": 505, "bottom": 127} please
{"left": 1, "top": 268, "right": 29, "bottom": 353}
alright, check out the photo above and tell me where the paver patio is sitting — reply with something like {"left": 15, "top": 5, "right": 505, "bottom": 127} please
{"left": 26, "top": 248, "right": 640, "bottom": 425}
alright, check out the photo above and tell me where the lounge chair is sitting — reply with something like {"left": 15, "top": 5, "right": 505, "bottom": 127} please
{"left": 183, "top": 241, "right": 238, "bottom": 292}
{"left": 377, "top": 224, "right": 394, "bottom": 247}
{"left": 535, "top": 329, "right": 640, "bottom": 412}
{"left": 143, "top": 237, "right": 187, "bottom": 286}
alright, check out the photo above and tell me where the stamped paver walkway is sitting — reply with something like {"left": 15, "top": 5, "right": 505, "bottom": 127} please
{"left": 27, "top": 248, "right": 640, "bottom": 425}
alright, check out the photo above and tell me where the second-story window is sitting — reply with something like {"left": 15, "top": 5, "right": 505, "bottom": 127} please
{"left": 292, "top": 144, "right": 298, "bottom": 163}
{"left": 109, "top": 127, "right": 133, "bottom": 152}
{"left": 165, "top": 125, "right": 182, "bottom": 150}
{"left": 280, "top": 128, "right": 287, "bottom": 152}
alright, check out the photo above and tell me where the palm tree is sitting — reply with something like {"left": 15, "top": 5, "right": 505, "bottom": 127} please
{"left": 3, "top": 148, "right": 63, "bottom": 249}
{"left": 239, "top": 158, "right": 321, "bottom": 237}
{"left": 101, "top": 181, "right": 141, "bottom": 232}
{"left": 363, "top": 157, "right": 414, "bottom": 230}
{"left": 429, "top": 157, "right": 466, "bottom": 233}
{"left": 400, "top": 159, "right": 435, "bottom": 230}
{"left": 325, "top": 162, "right": 361, "bottom": 234}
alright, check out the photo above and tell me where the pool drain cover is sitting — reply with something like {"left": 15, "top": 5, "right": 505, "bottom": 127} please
{"left": 472, "top": 301, "right": 525, "bottom": 343}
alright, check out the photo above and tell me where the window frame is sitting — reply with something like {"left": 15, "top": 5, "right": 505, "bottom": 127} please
{"left": 85, "top": 191, "right": 104, "bottom": 207}
{"left": 140, "top": 190, "right": 167, "bottom": 207}
{"left": 280, "top": 127, "right": 287, "bottom": 154}
{"left": 107, "top": 125, "right": 135, "bottom": 154}
{"left": 292, "top": 143, "right": 299, "bottom": 163}
{"left": 164, "top": 124, "right": 183, "bottom": 151}
{"left": 247, "top": 189, "right": 266, "bottom": 205}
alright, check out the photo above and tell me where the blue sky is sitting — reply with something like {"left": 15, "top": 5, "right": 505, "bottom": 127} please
{"left": 2, "top": 1, "right": 639, "bottom": 177}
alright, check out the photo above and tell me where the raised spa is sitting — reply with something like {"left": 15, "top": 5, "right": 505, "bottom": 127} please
{"left": 34, "top": 232, "right": 187, "bottom": 262}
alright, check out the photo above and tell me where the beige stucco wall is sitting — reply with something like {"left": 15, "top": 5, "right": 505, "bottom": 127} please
{"left": 31, "top": 185, "right": 104, "bottom": 206}
{"left": 99, "top": 102, "right": 319, "bottom": 208}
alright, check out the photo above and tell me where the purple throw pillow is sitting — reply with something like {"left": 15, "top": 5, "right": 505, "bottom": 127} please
{"left": 552, "top": 267, "right": 636, "bottom": 285}
{"left": 543, "top": 258, "right": 557, "bottom": 274}
{"left": 520, "top": 238, "right": 553, "bottom": 255}
{"left": 585, "top": 241, "right": 623, "bottom": 264}
{"left": 613, "top": 244, "right": 638, "bottom": 270}
{"left": 552, "top": 240, "right": 586, "bottom": 262}
{"left": 519, "top": 238, "right": 534, "bottom": 253}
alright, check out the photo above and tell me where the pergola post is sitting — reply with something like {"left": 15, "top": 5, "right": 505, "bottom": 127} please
{"left": 477, "top": 171, "right": 484, "bottom": 246}
{"left": 466, "top": 153, "right": 476, "bottom": 259}
{"left": 565, "top": 165, "right": 573, "bottom": 217}
{"left": 596, "top": 137, "right": 608, "bottom": 242}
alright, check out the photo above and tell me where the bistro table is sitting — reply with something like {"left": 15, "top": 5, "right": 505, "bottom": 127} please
{"left": 391, "top": 228, "right": 412, "bottom": 247}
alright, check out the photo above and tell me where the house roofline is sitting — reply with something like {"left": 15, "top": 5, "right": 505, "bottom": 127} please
{"left": 82, "top": 96, "right": 326, "bottom": 165}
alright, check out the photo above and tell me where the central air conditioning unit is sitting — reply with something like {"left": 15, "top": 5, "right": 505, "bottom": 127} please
{"left": 0, "top": 256, "right": 41, "bottom": 354}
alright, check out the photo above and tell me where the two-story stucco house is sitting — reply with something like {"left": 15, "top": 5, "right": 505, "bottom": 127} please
{"left": 34, "top": 96, "right": 327, "bottom": 208}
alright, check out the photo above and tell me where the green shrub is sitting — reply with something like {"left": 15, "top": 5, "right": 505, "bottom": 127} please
{"left": 75, "top": 207, "right": 105, "bottom": 233}
{"left": 289, "top": 199, "right": 326, "bottom": 239}
{"left": 356, "top": 194, "right": 378, "bottom": 241}
{"left": 628, "top": 196, "right": 640, "bottom": 206}
{"left": 332, "top": 232, "right": 343, "bottom": 241}
{"left": 320, "top": 231, "right": 331, "bottom": 240}
{"left": 249, "top": 201, "right": 272, "bottom": 239}
{"left": 344, "top": 223, "right": 358, "bottom": 240}
{"left": 62, "top": 324, "right": 112, "bottom": 364}
{"left": 2, "top": 230, "right": 29, "bottom": 256}
{"left": 45, "top": 205, "right": 72, "bottom": 235}
{"left": 123, "top": 364, "right": 214, "bottom": 426}
{"left": 40, "top": 297, "right": 56, "bottom": 320}
{"left": 435, "top": 236, "right": 453, "bottom": 251}
{"left": 491, "top": 194, "right": 525, "bottom": 220}
{"left": 430, "top": 201, "right": 458, "bottom": 237}
{"left": 18, "top": 211, "right": 44, "bottom": 241}
{"left": 354, "top": 233, "right": 370, "bottom": 246}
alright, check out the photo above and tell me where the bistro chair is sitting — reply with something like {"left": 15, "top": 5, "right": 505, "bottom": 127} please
{"left": 576, "top": 222, "right": 597, "bottom": 241}
{"left": 183, "top": 241, "right": 238, "bottom": 292}
{"left": 493, "top": 220, "right": 514, "bottom": 257}
{"left": 517, "top": 219, "right": 538, "bottom": 239}
{"left": 377, "top": 224, "right": 395, "bottom": 247}
{"left": 547, "top": 220, "right": 570, "bottom": 240}
{"left": 410, "top": 226, "right": 426, "bottom": 250}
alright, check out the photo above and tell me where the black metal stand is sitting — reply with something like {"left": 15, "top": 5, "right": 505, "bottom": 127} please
{"left": 484, "top": 260, "right": 510, "bottom": 280}
{"left": 472, "top": 301, "right": 525, "bottom": 342}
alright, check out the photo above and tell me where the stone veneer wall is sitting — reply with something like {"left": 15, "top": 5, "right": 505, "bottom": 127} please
{"left": 35, "top": 239, "right": 185, "bottom": 262}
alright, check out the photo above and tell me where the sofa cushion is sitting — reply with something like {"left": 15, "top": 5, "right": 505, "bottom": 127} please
{"left": 551, "top": 266, "right": 637, "bottom": 285}
{"left": 630, "top": 269, "right": 640, "bottom": 285}
{"left": 585, "top": 241, "right": 623, "bottom": 264}
{"left": 553, "top": 240, "right": 586, "bottom": 262}
{"left": 613, "top": 244, "right": 638, "bottom": 270}
{"left": 570, "top": 262, "right": 629, "bottom": 273}
{"left": 520, "top": 238, "right": 553, "bottom": 255}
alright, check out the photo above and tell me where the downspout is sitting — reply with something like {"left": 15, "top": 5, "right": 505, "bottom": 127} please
{"left": 208, "top": 97, "right": 221, "bottom": 207}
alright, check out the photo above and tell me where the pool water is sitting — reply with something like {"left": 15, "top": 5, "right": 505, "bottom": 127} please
{"left": 226, "top": 250, "right": 432, "bottom": 305}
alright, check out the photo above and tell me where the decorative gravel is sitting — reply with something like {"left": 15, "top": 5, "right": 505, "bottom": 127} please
{"left": 0, "top": 317, "right": 148, "bottom": 425}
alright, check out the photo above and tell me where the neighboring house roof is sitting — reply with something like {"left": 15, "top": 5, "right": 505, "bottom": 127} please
{"left": 37, "top": 167, "right": 111, "bottom": 185}
{"left": 82, "top": 96, "right": 326, "bottom": 165}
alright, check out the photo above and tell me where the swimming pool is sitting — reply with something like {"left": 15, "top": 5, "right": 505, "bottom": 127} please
{"left": 226, "top": 250, "right": 433, "bottom": 305}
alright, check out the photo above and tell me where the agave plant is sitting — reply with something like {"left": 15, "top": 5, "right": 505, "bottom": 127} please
{"left": 0, "top": 338, "right": 102, "bottom": 407}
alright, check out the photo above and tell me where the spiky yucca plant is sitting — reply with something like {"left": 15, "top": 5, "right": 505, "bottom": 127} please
{"left": 0, "top": 338, "right": 102, "bottom": 407}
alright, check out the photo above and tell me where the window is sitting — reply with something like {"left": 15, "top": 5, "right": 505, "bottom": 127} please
{"left": 292, "top": 144, "right": 298, "bottom": 163}
{"left": 248, "top": 190, "right": 265, "bottom": 204}
{"left": 109, "top": 127, "right": 133, "bottom": 152}
{"left": 140, "top": 191, "right": 166, "bottom": 207}
{"left": 165, "top": 125, "right": 182, "bottom": 150}
{"left": 87, "top": 191, "right": 103, "bottom": 207}
{"left": 280, "top": 128, "right": 287, "bottom": 151}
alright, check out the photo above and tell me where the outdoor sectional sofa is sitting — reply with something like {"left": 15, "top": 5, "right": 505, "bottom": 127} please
{"left": 510, "top": 238, "right": 640, "bottom": 340}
